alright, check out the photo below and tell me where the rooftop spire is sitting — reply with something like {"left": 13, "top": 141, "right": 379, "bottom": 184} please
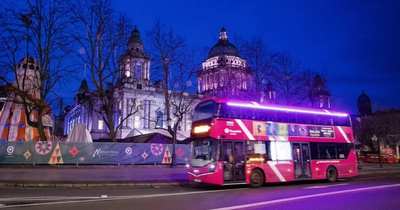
{"left": 219, "top": 27, "right": 228, "bottom": 41}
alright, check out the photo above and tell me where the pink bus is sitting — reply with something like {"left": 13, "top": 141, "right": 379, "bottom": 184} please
{"left": 188, "top": 98, "right": 358, "bottom": 188}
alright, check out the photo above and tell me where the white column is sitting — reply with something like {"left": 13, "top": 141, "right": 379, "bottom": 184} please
{"left": 147, "top": 61, "right": 150, "bottom": 80}
{"left": 143, "top": 62, "right": 146, "bottom": 80}
{"left": 123, "top": 98, "right": 128, "bottom": 127}
{"left": 140, "top": 62, "right": 146, "bottom": 79}
{"left": 204, "top": 75, "right": 207, "bottom": 90}
{"left": 197, "top": 78, "right": 200, "bottom": 93}
{"left": 142, "top": 62, "right": 146, "bottom": 79}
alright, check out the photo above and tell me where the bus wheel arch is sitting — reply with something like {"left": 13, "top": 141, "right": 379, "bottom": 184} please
{"left": 249, "top": 168, "right": 265, "bottom": 188}
{"left": 326, "top": 165, "right": 338, "bottom": 182}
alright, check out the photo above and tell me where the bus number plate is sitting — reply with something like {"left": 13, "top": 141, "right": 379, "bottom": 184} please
{"left": 194, "top": 179, "right": 201, "bottom": 183}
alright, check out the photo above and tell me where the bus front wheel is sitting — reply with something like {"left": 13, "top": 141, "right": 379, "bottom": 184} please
{"left": 326, "top": 166, "right": 338, "bottom": 182}
{"left": 250, "top": 169, "right": 264, "bottom": 188}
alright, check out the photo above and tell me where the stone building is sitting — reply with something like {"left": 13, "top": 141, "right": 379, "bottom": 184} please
{"left": 357, "top": 90, "right": 372, "bottom": 117}
{"left": 197, "top": 27, "right": 254, "bottom": 100}
{"left": 63, "top": 26, "right": 200, "bottom": 141}
{"left": 312, "top": 74, "right": 331, "bottom": 109}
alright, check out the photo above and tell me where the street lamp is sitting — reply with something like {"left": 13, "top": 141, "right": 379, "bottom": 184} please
{"left": 372, "top": 134, "right": 382, "bottom": 168}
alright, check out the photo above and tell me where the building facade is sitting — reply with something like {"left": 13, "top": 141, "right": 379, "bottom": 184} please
{"left": 312, "top": 74, "right": 331, "bottom": 109}
{"left": 63, "top": 26, "right": 200, "bottom": 140}
{"left": 197, "top": 28, "right": 254, "bottom": 100}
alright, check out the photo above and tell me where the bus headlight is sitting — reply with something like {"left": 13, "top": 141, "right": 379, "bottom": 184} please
{"left": 186, "top": 164, "right": 189, "bottom": 168}
{"left": 209, "top": 164, "right": 216, "bottom": 172}
{"left": 194, "top": 125, "right": 210, "bottom": 133}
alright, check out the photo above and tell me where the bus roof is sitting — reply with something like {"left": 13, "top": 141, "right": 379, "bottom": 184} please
{"left": 198, "top": 97, "right": 349, "bottom": 117}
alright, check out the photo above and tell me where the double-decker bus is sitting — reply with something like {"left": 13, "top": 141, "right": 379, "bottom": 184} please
{"left": 188, "top": 98, "right": 358, "bottom": 188}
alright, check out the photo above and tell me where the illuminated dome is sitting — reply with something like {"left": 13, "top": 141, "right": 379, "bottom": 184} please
{"left": 207, "top": 27, "right": 240, "bottom": 59}
{"left": 128, "top": 25, "right": 143, "bottom": 45}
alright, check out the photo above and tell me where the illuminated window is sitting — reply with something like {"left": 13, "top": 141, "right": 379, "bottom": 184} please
{"left": 118, "top": 116, "right": 121, "bottom": 126}
{"left": 270, "top": 141, "right": 292, "bottom": 161}
{"left": 136, "top": 62, "right": 141, "bottom": 78}
{"left": 98, "top": 120, "right": 104, "bottom": 130}
{"left": 119, "top": 100, "right": 122, "bottom": 110}
{"left": 126, "top": 70, "right": 130, "bottom": 77}
{"left": 156, "top": 111, "right": 163, "bottom": 128}
{"left": 134, "top": 116, "right": 140, "bottom": 128}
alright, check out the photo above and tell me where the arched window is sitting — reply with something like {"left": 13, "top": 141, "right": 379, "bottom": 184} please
{"left": 156, "top": 111, "right": 163, "bottom": 128}
{"left": 136, "top": 62, "right": 142, "bottom": 79}
{"left": 125, "top": 63, "right": 130, "bottom": 77}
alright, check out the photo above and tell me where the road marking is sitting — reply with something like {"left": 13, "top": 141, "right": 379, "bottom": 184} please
{"left": 210, "top": 184, "right": 400, "bottom": 210}
{"left": 304, "top": 183, "right": 349, "bottom": 189}
{"left": 357, "top": 176, "right": 385, "bottom": 180}
{"left": 0, "top": 196, "right": 99, "bottom": 202}
{"left": 0, "top": 188, "right": 248, "bottom": 208}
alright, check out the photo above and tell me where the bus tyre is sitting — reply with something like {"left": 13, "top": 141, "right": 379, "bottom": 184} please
{"left": 326, "top": 166, "right": 338, "bottom": 183}
{"left": 250, "top": 169, "right": 264, "bottom": 188}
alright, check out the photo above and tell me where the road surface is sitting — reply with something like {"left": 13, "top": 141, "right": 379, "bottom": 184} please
{"left": 0, "top": 173, "right": 399, "bottom": 209}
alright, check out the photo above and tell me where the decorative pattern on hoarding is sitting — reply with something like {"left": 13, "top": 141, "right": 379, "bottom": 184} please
{"left": 252, "top": 122, "right": 334, "bottom": 138}
{"left": 0, "top": 142, "right": 190, "bottom": 165}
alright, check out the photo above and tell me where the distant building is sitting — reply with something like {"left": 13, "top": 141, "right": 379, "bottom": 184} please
{"left": 62, "top": 26, "right": 200, "bottom": 141}
{"left": 355, "top": 90, "right": 400, "bottom": 157}
{"left": 357, "top": 90, "right": 372, "bottom": 117}
{"left": 312, "top": 74, "right": 331, "bottom": 109}
{"left": 197, "top": 27, "right": 255, "bottom": 100}
{"left": 261, "top": 81, "right": 276, "bottom": 104}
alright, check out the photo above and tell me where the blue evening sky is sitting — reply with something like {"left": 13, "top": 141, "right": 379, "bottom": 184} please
{"left": 65, "top": 0, "right": 400, "bottom": 115}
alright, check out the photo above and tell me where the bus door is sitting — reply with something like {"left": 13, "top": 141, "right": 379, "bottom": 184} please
{"left": 292, "top": 143, "right": 312, "bottom": 180}
{"left": 222, "top": 141, "right": 246, "bottom": 183}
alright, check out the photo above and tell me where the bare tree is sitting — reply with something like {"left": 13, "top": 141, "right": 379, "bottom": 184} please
{"left": 299, "top": 69, "right": 328, "bottom": 107}
{"left": 357, "top": 110, "right": 400, "bottom": 167}
{"left": 271, "top": 52, "right": 303, "bottom": 105}
{"left": 68, "top": 0, "right": 136, "bottom": 142}
{"left": 169, "top": 47, "right": 200, "bottom": 146}
{"left": 241, "top": 36, "right": 276, "bottom": 100}
{"left": 147, "top": 20, "right": 198, "bottom": 166}
{"left": 0, "top": 0, "right": 74, "bottom": 141}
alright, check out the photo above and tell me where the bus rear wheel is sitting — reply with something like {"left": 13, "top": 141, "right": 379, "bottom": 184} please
{"left": 326, "top": 166, "right": 338, "bottom": 183}
{"left": 250, "top": 169, "right": 264, "bottom": 188}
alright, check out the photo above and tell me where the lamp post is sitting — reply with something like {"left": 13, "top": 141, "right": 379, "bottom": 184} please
{"left": 372, "top": 134, "right": 382, "bottom": 168}
{"left": 168, "top": 119, "right": 177, "bottom": 167}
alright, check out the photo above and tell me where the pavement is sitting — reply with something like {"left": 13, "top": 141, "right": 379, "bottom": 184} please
{"left": 0, "top": 163, "right": 399, "bottom": 189}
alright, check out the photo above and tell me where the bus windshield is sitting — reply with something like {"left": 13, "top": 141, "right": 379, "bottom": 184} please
{"left": 191, "top": 139, "right": 219, "bottom": 167}
{"left": 193, "top": 100, "right": 218, "bottom": 121}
